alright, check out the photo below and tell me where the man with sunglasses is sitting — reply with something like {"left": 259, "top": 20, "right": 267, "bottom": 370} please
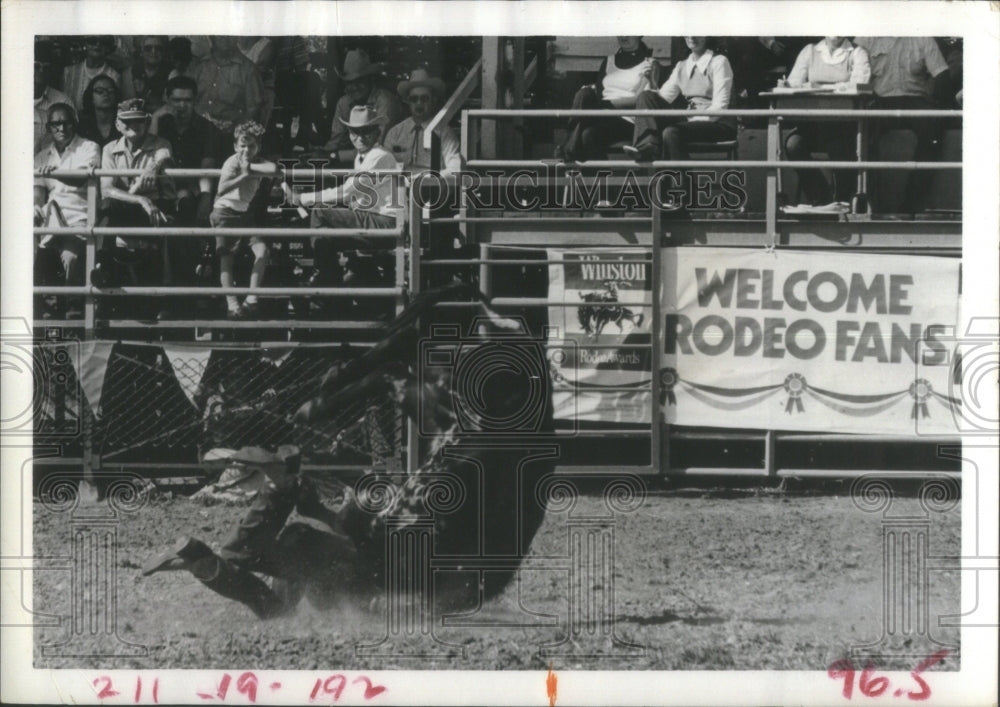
{"left": 121, "top": 36, "right": 171, "bottom": 113}
{"left": 285, "top": 105, "right": 401, "bottom": 291}
{"left": 33, "top": 41, "right": 71, "bottom": 154}
{"left": 323, "top": 50, "right": 402, "bottom": 162}
{"left": 34, "top": 103, "right": 101, "bottom": 318}
{"left": 384, "top": 68, "right": 461, "bottom": 176}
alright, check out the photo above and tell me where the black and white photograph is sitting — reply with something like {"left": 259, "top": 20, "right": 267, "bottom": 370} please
{"left": 2, "top": 2, "right": 997, "bottom": 705}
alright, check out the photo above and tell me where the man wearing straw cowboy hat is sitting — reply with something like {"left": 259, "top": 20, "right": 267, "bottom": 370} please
{"left": 324, "top": 49, "right": 402, "bottom": 161}
{"left": 384, "top": 67, "right": 462, "bottom": 175}
{"left": 285, "top": 105, "right": 401, "bottom": 289}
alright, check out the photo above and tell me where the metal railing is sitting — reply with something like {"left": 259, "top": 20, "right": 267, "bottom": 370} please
{"left": 32, "top": 104, "right": 964, "bottom": 481}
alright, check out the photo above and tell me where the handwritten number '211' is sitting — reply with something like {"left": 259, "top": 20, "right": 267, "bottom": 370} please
{"left": 93, "top": 676, "right": 160, "bottom": 702}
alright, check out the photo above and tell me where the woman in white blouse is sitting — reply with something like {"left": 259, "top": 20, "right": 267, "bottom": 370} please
{"left": 625, "top": 37, "right": 736, "bottom": 162}
{"left": 557, "top": 37, "right": 661, "bottom": 162}
{"left": 784, "top": 37, "right": 871, "bottom": 204}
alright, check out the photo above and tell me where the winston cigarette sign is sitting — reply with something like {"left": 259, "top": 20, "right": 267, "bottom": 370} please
{"left": 548, "top": 248, "right": 653, "bottom": 424}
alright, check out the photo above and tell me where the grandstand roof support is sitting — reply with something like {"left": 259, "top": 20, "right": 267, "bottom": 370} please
{"left": 481, "top": 37, "right": 525, "bottom": 159}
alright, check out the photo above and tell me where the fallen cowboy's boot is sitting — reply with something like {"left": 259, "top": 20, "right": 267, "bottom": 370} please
{"left": 142, "top": 536, "right": 215, "bottom": 576}
{"left": 193, "top": 554, "right": 288, "bottom": 619}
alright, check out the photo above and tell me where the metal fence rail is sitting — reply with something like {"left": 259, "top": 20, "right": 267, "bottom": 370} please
{"left": 31, "top": 104, "right": 964, "bottom": 482}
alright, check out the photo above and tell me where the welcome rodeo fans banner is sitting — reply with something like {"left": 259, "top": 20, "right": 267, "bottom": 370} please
{"left": 547, "top": 248, "right": 653, "bottom": 423}
{"left": 660, "top": 248, "right": 961, "bottom": 435}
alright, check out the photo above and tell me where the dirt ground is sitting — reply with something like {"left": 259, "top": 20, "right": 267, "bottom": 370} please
{"left": 33, "top": 484, "right": 960, "bottom": 672}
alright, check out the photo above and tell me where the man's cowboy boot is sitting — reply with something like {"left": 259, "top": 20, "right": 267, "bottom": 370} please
{"left": 143, "top": 536, "right": 287, "bottom": 619}
{"left": 142, "top": 536, "right": 215, "bottom": 575}
{"left": 189, "top": 554, "right": 288, "bottom": 619}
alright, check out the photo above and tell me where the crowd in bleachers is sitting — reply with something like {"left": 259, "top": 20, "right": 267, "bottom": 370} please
{"left": 33, "top": 35, "right": 962, "bottom": 324}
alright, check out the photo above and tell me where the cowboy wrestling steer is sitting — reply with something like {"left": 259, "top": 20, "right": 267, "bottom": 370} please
{"left": 144, "top": 283, "right": 557, "bottom": 616}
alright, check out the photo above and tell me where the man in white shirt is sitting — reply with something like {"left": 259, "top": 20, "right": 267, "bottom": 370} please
{"left": 34, "top": 43, "right": 72, "bottom": 154}
{"left": 383, "top": 68, "right": 462, "bottom": 175}
{"left": 34, "top": 103, "right": 101, "bottom": 317}
{"left": 286, "top": 105, "right": 401, "bottom": 288}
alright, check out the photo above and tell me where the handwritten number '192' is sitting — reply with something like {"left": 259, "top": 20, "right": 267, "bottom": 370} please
{"left": 309, "top": 675, "right": 386, "bottom": 702}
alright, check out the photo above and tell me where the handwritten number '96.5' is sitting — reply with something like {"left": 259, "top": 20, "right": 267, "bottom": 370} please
{"left": 827, "top": 650, "right": 947, "bottom": 701}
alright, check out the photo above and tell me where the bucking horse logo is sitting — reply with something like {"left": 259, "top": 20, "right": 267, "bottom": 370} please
{"left": 578, "top": 280, "right": 645, "bottom": 338}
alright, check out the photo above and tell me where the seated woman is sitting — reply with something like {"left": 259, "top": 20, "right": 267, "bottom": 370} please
{"left": 77, "top": 74, "right": 123, "bottom": 149}
{"left": 557, "top": 36, "right": 660, "bottom": 162}
{"left": 783, "top": 37, "right": 871, "bottom": 204}
{"left": 625, "top": 37, "right": 735, "bottom": 162}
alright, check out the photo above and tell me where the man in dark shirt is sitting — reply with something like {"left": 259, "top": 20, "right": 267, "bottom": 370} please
{"left": 152, "top": 76, "right": 225, "bottom": 316}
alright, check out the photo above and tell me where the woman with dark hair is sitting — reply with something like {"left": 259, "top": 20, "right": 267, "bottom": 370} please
{"left": 556, "top": 37, "right": 661, "bottom": 162}
{"left": 62, "top": 35, "right": 121, "bottom": 111}
{"left": 77, "top": 74, "right": 123, "bottom": 148}
{"left": 625, "top": 36, "right": 735, "bottom": 162}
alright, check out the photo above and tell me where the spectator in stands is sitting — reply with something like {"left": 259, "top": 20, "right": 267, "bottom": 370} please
{"left": 97, "top": 99, "right": 176, "bottom": 319}
{"left": 556, "top": 37, "right": 660, "bottom": 162}
{"left": 77, "top": 75, "right": 123, "bottom": 149}
{"left": 121, "top": 36, "right": 171, "bottom": 112}
{"left": 783, "top": 37, "right": 871, "bottom": 204}
{"left": 853, "top": 37, "right": 951, "bottom": 213}
{"left": 936, "top": 37, "right": 963, "bottom": 109}
{"left": 723, "top": 37, "right": 813, "bottom": 114}
{"left": 63, "top": 36, "right": 121, "bottom": 112}
{"left": 384, "top": 68, "right": 462, "bottom": 174}
{"left": 324, "top": 50, "right": 402, "bottom": 161}
{"left": 625, "top": 37, "right": 735, "bottom": 163}
{"left": 274, "top": 37, "right": 313, "bottom": 150}
{"left": 34, "top": 42, "right": 72, "bottom": 155}
{"left": 295, "top": 51, "right": 331, "bottom": 148}
{"left": 152, "top": 76, "right": 223, "bottom": 224}
{"left": 167, "top": 36, "right": 195, "bottom": 79}
{"left": 239, "top": 36, "right": 277, "bottom": 129}
{"left": 285, "top": 106, "right": 399, "bottom": 289}
{"left": 211, "top": 121, "right": 280, "bottom": 319}
{"left": 190, "top": 36, "right": 266, "bottom": 132}
{"left": 152, "top": 75, "right": 225, "bottom": 315}
{"left": 34, "top": 103, "right": 101, "bottom": 318}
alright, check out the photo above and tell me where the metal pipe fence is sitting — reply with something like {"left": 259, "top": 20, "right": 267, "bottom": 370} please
{"left": 30, "top": 103, "right": 964, "bottom": 482}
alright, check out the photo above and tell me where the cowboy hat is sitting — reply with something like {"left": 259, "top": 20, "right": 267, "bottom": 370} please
{"left": 336, "top": 49, "right": 386, "bottom": 81}
{"left": 338, "top": 104, "right": 383, "bottom": 130}
{"left": 396, "top": 68, "right": 446, "bottom": 99}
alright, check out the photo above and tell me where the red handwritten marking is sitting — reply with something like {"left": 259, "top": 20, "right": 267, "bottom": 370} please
{"left": 908, "top": 649, "right": 948, "bottom": 701}
{"left": 217, "top": 673, "right": 232, "bottom": 700}
{"left": 94, "top": 676, "right": 119, "bottom": 699}
{"left": 859, "top": 663, "right": 889, "bottom": 697}
{"left": 236, "top": 672, "right": 258, "bottom": 702}
{"left": 353, "top": 676, "right": 387, "bottom": 700}
{"left": 136, "top": 676, "right": 142, "bottom": 703}
{"left": 546, "top": 663, "right": 558, "bottom": 707}
{"left": 310, "top": 675, "right": 346, "bottom": 702}
{"left": 826, "top": 650, "right": 949, "bottom": 701}
{"left": 269, "top": 682, "right": 281, "bottom": 691}
{"left": 152, "top": 678, "right": 159, "bottom": 704}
